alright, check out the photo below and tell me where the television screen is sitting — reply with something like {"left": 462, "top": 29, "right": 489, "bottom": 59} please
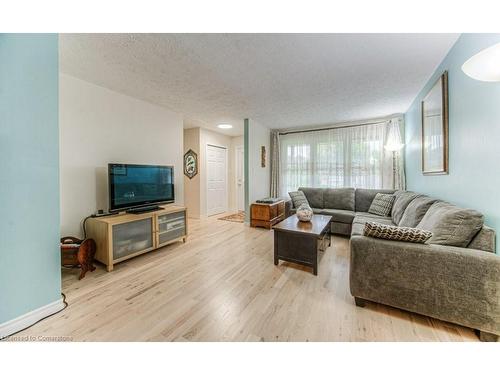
{"left": 109, "top": 164, "right": 174, "bottom": 212}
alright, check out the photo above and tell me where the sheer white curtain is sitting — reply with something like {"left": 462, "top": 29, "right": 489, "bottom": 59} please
{"left": 386, "top": 118, "right": 406, "bottom": 189}
{"left": 279, "top": 119, "right": 405, "bottom": 196}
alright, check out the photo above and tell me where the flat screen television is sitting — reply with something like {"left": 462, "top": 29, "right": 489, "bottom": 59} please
{"left": 108, "top": 163, "right": 174, "bottom": 212}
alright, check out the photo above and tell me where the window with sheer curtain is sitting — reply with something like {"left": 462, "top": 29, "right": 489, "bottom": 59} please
{"left": 279, "top": 119, "right": 404, "bottom": 196}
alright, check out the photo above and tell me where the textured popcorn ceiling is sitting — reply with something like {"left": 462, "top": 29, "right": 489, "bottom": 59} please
{"left": 60, "top": 34, "right": 459, "bottom": 136}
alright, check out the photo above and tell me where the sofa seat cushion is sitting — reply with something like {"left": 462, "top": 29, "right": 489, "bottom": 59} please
{"left": 351, "top": 223, "right": 366, "bottom": 237}
{"left": 355, "top": 188, "right": 395, "bottom": 212}
{"left": 291, "top": 207, "right": 326, "bottom": 216}
{"left": 354, "top": 212, "right": 394, "bottom": 224}
{"left": 391, "top": 191, "right": 420, "bottom": 225}
{"left": 324, "top": 188, "right": 355, "bottom": 211}
{"left": 331, "top": 222, "right": 352, "bottom": 236}
{"left": 399, "top": 196, "right": 439, "bottom": 228}
{"left": 416, "top": 201, "right": 484, "bottom": 247}
{"left": 351, "top": 213, "right": 393, "bottom": 236}
{"left": 299, "top": 187, "right": 324, "bottom": 208}
{"left": 319, "top": 208, "right": 355, "bottom": 224}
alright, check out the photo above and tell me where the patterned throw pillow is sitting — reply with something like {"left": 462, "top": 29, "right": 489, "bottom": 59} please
{"left": 363, "top": 222, "right": 432, "bottom": 243}
{"left": 288, "top": 191, "right": 309, "bottom": 209}
{"left": 368, "top": 193, "right": 396, "bottom": 216}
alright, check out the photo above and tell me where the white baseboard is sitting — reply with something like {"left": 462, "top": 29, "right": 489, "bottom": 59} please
{"left": 0, "top": 298, "right": 64, "bottom": 339}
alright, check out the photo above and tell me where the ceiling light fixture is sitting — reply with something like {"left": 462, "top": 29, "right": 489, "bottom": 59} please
{"left": 462, "top": 42, "right": 500, "bottom": 82}
{"left": 217, "top": 124, "right": 233, "bottom": 129}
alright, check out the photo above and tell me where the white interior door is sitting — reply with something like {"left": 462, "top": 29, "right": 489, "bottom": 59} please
{"left": 207, "top": 144, "right": 228, "bottom": 216}
{"left": 236, "top": 145, "right": 245, "bottom": 211}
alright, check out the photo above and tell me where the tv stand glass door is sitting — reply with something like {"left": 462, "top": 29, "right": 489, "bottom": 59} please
{"left": 112, "top": 217, "right": 155, "bottom": 260}
{"left": 156, "top": 210, "right": 186, "bottom": 247}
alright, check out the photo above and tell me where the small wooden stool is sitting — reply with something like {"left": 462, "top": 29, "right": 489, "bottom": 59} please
{"left": 60, "top": 236, "right": 96, "bottom": 280}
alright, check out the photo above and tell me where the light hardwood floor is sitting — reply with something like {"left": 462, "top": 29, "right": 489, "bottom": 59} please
{"left": 16, "top": 215, "right": 478, "bottom": 341}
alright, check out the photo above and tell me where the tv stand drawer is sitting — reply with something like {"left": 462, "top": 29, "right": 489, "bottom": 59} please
{"left": 158, "top": 227, "right": 186, "bottom": 246}
{"left": 158, "top": 210, "right": 185, "bottom": 223}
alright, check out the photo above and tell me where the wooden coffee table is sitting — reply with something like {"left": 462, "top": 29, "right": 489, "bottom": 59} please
{"left": 272, "top": 214, "right": 332, "bottom": 275}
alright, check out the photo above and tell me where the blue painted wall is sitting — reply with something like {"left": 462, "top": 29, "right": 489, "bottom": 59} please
{"left": 0, "top": 34, "right": 61, "bottom": 323}
{"left": 405, "top": 34, "right": 500, "bottom": 252}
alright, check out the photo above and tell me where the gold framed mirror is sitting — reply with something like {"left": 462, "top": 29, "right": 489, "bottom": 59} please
{"left": 421, "top": 71, "right": 449, "bottom": 175}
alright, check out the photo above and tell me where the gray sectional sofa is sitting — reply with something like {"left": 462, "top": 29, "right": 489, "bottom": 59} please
{"left": 289, "top": 187, "right": 396, "bottom": 235}
{"left": 290, "top": 187, "right": 500, "bottom": 341}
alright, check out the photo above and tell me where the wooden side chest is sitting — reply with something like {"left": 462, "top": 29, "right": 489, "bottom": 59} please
{"left": 250, "top": 200, "right": 285, "bottom": 229}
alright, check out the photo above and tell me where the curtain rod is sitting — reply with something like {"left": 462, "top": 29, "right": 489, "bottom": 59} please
{"left": 278, "top": 119, "right": 392, "bottom": 136}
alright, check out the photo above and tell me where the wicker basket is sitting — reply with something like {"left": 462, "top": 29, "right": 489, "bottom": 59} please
{"left": 60, "top": 236, "right": 96, "bottom": 279}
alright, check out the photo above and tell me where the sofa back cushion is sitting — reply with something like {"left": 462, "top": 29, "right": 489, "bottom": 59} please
{"left": 416, "top": 201, "right": 484, "bottom": 247}
{"left": 398, "top": 196, "right": 439, "bottom": 228}
{"left": 467, "top": 226, "right": 496, "bottom": 253}
{"left": 298, "top": 187, "right": 324, "bottom": 209}
{"left": 391, "top": 191, "right": 420, "bottom": 225}
{"left": 324, "top": 188, "right": 355, "bottom": 211}
{"left": 355, "top": 188, "right": 395, "bottom": 212}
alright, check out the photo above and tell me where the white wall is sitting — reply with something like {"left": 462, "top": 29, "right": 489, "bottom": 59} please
{"left": 248, "top": 119, "right": 271, "bottom": 205}
{"left": 60, "top": 73, "right": 184, "bottom": 236}
{"left": 229, "top": 135, "right": 244, "bottom": 211}
{"left": 183, "top": 128, "right": 201, "bottom": 218}
{"left": 183, "top": 128, "right": 242, "bottom": 218}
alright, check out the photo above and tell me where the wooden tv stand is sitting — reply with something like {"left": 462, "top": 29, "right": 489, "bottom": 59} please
{"left": 86, "top": 205, "right": 187, "bottom": 271}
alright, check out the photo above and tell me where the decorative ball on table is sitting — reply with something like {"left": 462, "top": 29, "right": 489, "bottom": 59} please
{"left": 296, "top": 203, "right": 314, "bottom": 222}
